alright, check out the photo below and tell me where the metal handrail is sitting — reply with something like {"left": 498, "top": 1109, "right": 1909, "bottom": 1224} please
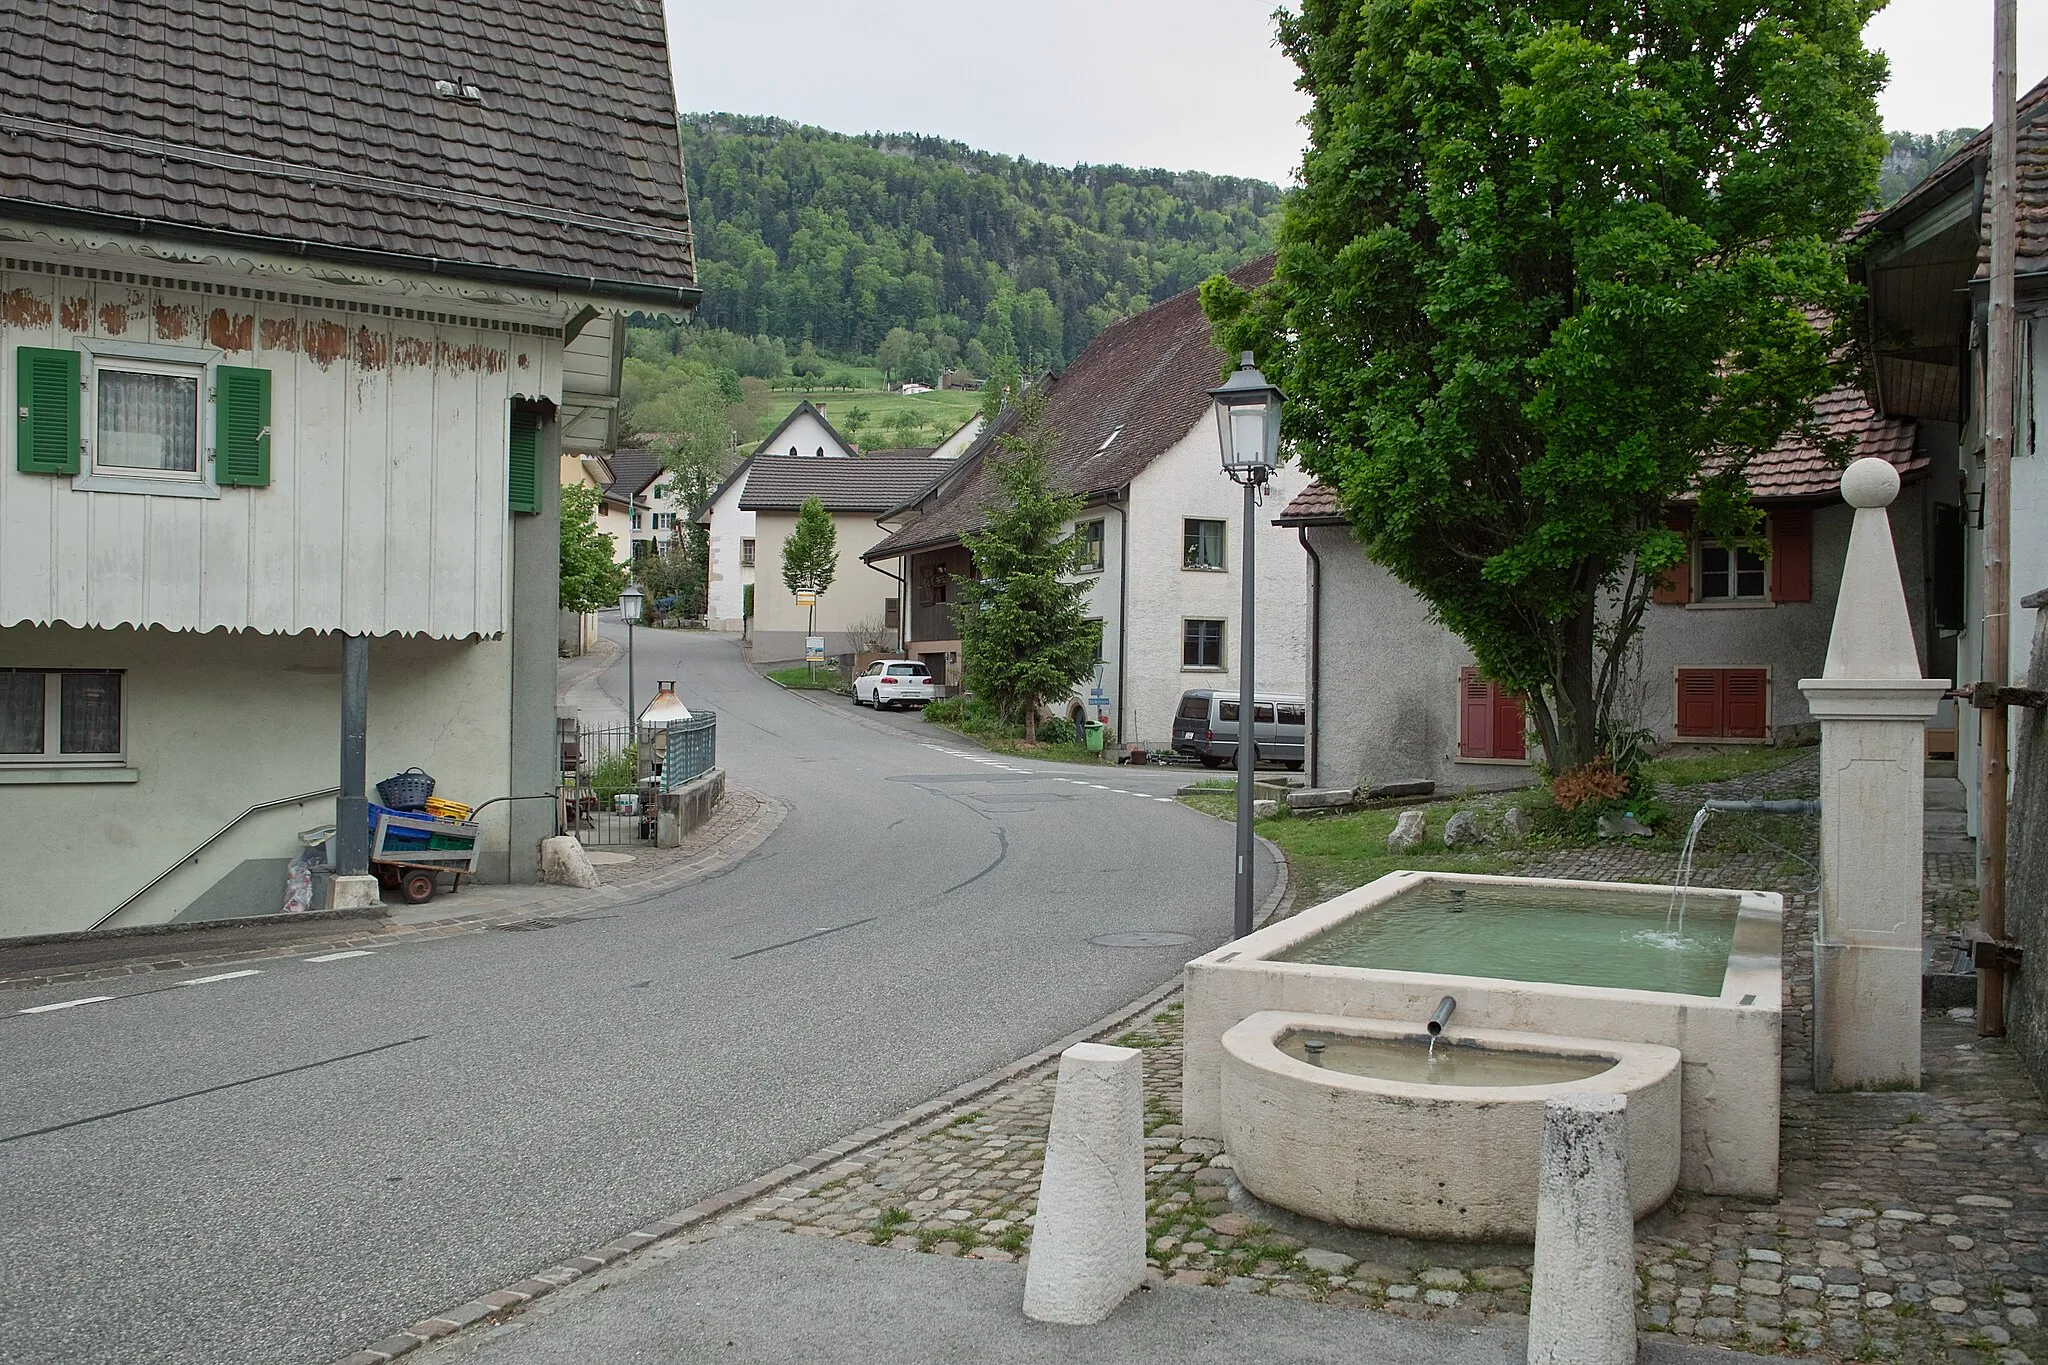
{"left": 92, "top": 787, "right": 341, "bottom": 931}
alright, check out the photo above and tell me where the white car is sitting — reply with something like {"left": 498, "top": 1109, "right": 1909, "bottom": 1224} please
{"left": 854, "top": 660, "right": 939, "bottom": 710}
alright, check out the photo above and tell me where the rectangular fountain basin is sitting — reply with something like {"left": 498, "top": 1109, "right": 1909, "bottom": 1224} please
{"left": 1185, "top": 871, "right": 1783, "bottom": 1197}
{"left": 1221, "top": 1012, "right": 1682, "bottom": 1241}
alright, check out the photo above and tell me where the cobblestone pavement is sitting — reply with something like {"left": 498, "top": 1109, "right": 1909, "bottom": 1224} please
{"left": 0, "top": 783, "right": 785, "bottom": 992}
{"left": 714, "top": 757, "right": 2048, "bottom": 1364}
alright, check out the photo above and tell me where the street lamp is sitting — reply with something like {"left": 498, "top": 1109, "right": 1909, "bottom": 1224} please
{"left": 619, "top": 580, "right": 644, "bottom": 752}
{"left": 1207, "top": 351, "right": 1285, "bottom": 939}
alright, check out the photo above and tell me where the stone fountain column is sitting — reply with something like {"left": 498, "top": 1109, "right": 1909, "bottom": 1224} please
{"left": 1799, "top": 458, "right": 1950, "bottom": 1091}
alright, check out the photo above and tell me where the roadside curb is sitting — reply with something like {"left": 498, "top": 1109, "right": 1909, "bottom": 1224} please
{"left": 0, "top": 786, "right": 788, "bottom": 994}
{"left": 333, "top": 972, "right": 1192, "bottom": 1364}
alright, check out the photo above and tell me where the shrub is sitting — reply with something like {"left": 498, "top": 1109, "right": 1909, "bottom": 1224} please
{"left": 590, "top": 744, "right": 637, "bottom": 802}
{"left": 922, "top": 697, "right": 965, "bottom": 725}
{"left": 1551, "top": 758, "right": 1630, "bottom": 812}
{"left": 1037, "top": 716, "right": 1077, "bottom": 746}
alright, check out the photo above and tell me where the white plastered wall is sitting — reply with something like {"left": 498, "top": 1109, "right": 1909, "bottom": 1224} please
{"left": 750, "top": 510, "right": 899, "bottom": 661}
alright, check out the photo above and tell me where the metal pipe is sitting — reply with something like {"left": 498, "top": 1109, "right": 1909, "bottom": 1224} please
{"left": 92, "top": 788, "right": 340, "bottom": 930}
{"left": 1298, "top": 527, "right": 1322, "bottom": 789}
{"left": 1108, "top": 494, "right": 1130, "bottom": 747}
{"left": 1981, "top": 0, "right": 2019, "bottom": 1038}
{"left": 336, "top": 634, "right": 370, "bottom": 876}
{"left": 1234, "top": 474, "right": 1258, "bottom": 938}
{"left": 1702, "top": 799, "right": 1820, "bottom": 816}
{"left": 1427, "top": 996, "right": 1457, "bottom": 1036}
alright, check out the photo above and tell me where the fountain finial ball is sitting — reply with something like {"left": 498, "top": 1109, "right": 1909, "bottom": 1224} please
{"left": 1840, "top": 457, "right": 1900, "bottom": 509}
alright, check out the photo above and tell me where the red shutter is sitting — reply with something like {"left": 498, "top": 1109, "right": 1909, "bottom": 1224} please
{"left": 1723, "top": 669, "right": 1769, "bottom": 738}
{"left": 1675, "top": 669, "right": 1723, "bottom": 737}
{"left": 1493, "top": 688, "right": 1527, "bottom": 759}
{"left": 1770, "top": 509, "right": 1812, "bottom": 603}
{"left": 1458, "top": 667, "right": 1493, "bottom": 758}
{"left": 1652, "top": 511, "right": 1693, "bottom": 606}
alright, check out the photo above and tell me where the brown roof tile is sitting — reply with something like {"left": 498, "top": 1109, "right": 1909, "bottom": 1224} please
{"left": 1276, "top": 483, "right": 1343, "bottom": 525}
{"left": 866, "top": 255, "right": 1275, "bottom": 558}
{"left": 0, "top": 0, "right": 697, "bottom": 304}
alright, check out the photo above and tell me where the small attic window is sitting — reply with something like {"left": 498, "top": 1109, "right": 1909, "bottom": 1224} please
{"left": 1094, "top": 426, "right": 1125, "bottom": 456}
{"left": 432, "top": 79, "right": 485, "bottom": 103}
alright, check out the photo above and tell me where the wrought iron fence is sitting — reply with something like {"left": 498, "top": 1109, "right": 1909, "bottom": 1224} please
{"left": 663, "top": 712, "right": 717, "bottom": 791}
{"left": 562, "top": 721, "right": 651, "bottom": 845}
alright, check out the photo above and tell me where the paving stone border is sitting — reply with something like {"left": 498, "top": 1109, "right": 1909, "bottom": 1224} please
{"left": 1, "top": 785, "right": 787, "bottom": 993}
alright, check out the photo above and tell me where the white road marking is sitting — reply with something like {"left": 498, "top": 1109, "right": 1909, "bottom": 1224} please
{"left": 19, "top": 995, "right": 114, "bottom": 1014}
{"left": 305, "top": 950, "right": 374, "bottom": 963}
{"left": 1155, "top": 797, "right": 1175, "bottom": 803}
{"left": 179, "top": 970, "right": 262, "bottom": 986}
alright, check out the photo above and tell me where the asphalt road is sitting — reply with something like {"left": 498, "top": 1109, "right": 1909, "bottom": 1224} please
{"left": 0, "top": 624, "right": 1269, "bottom": 1365}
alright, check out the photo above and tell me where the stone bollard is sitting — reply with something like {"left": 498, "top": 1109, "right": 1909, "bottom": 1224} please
{"left": 538, "top": 835, "right": 601, "bottom": 889}
{"left": 1527, "top": 1093, "right": 1636, "bottom": 1365}
{"left": 1022, "top": 1042, "right": 1146, "bottom": 1325}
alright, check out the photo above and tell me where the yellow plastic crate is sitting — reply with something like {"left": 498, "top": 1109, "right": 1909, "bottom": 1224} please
{"left": 423, "top": 797, "right": 473, "bottom": 820}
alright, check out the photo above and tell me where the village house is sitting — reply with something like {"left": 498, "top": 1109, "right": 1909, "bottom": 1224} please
{"left": 1278, "top": 389, "right": 1945, "bottom": 801}
{"left": 1854, "top": 83, "right": 2048, "bottom": 851}
{"left": 0, "top": 0, "right": 696, "bottom": 936}
{"left": 863, "top": 258, "right": 1311, "bottom": 750}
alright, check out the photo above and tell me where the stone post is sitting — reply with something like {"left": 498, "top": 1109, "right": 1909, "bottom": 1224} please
{"left": 1799, "top": 458, "right": 1949, "bottom": 1091}
{"left": 1022, "top": 1042, "right": 1146, "bottom": 1325}
{"left": 1528, "top": 1093, "right": 1636, "bottom": 1365}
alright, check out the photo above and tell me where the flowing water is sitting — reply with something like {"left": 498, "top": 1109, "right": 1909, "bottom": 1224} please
{"left": 1277, "top": 880, "right": 1739, "bottom": 997}
{"left": 1280, "top": 1032, "right": 1616, "bottom": 1087}
{"left": 1666, "top": 807, "right": 1714, "bottom": 937}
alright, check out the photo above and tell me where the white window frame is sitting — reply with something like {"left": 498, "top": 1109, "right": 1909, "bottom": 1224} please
{"left": 0, "top": 669, "right": 127, "bottom": 767}
{"left": 741, "top": 538, "right": 757, "bottom": 568}
{"left": 1183, "top": 518, "right": 1227, "bottom": 572}
{"left": 72, "top": 338, "right": 225, "bottom": 500}
{"left": 1695, "top": 540, "right": 1769, "bottom": 603}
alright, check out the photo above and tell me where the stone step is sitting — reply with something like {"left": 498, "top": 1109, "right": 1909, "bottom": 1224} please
{"left": 1928, "top": 833, "right": 1978, "bottom": 855}
{"left": 1926, "top": 807, "right": 1970, "bottom": 835}
{"left": 1926, "top": 759, "right": 1958, "bottom": 779}
{"left": 1925, "top": 782, "right": 1968, "bottom": 811}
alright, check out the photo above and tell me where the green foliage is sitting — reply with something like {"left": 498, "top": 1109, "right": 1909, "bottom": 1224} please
{"left": 954, "top": 396, "right": 1100, "bottom": 739}
{"left": 742, "top": 582, "right": 754, "bottom": 621}
{"left": 636, "top": 525, "right": 708, "bottom": 618}
{"left": 781, "top": 496, "right": 839, "bottom": 600}
{"left": 1881, "top": 128, "right": 1977, "bottom": 205}
{"left": 1645, "top": 743, "right": 1810, "bottom": 789}
{"left": 920, "top": 696, "right": 966, "bottom": 725}
{"left": 1037, "top": 715, "right": 1078, "bottom": 746}
{"left": 559, "top": 482, "right": 629, "bottom": 613}
{"left": 1206, "top": 0, "right": 1886, "bottom": 769}
{"left": 590, "top": 744, "right": 637, "bottom": 802}
{"left": 980, "top": 355, "right": 1022, "bottom": 424}
{"left": 678, "top": 114, "right": 1281, "bottom": 371}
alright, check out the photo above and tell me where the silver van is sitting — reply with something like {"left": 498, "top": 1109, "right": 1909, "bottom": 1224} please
{"left": 1170, "top": 690, "right": 1307, "bottom": 770}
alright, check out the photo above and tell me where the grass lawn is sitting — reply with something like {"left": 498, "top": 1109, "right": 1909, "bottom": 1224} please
{"left": 765, "top": 664, "right": 842, "bottom": 692}
{"left": 768, "top": 387, "right": 983, "bottom": 447}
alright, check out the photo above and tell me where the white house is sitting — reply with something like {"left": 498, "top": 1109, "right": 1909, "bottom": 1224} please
{"left": 697, "top": 401, "right": 861, "bottom": 633}
{"left": 865, "top": 258, "right": 1311, "bottom": 750}
{"left": 0, "top": 0, "right": 698, "bottom": 937}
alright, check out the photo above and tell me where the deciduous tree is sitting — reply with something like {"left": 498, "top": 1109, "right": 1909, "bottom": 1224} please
{"left": 781, "top": 496, "right": 838, "bottom": 601}
{"left": 1204, "top": 0, "right": 1885, "bottom": 771}
{"left": 559, "top": 483, "right": 629, "bottom": 614}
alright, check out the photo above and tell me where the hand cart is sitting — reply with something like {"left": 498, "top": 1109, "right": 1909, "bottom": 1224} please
{"left": 370, "top": 806, "right": 482, "bottom": 905}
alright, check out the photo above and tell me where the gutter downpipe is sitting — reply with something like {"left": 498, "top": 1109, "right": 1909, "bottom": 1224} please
{"left": 865, "top": 548, "right": 908, "bottom": 652}
{"left": 1108, "top": 493, "right": 1131, "bottom": 746}
{"left": 1299, "top": 527, "right": 1323, "bottom": 789}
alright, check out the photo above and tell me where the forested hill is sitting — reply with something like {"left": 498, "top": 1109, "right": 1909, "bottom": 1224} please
{"left": 678, "top": 114, "right": 1284, "bottom": 372}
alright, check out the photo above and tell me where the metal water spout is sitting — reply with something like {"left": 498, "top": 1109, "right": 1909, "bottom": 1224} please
{"left": 1426, "top": 996, "right": 1456, "bottom": 1036}
{"left": 1702, "top": 798, "right": 1820, "bottom": 816}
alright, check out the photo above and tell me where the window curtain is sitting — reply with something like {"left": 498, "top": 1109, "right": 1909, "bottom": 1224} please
{"left": 98, "top": 370, "right": 199, "bottom": 471}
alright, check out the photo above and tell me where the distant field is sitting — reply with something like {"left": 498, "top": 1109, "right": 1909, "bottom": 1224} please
{"left": 752, "top": 387, "right": 984, "bottom": 449}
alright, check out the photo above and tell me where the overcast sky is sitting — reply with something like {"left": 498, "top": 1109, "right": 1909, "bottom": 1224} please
{"left": 669, "top": 1, "right": 2048, "bottom": 187}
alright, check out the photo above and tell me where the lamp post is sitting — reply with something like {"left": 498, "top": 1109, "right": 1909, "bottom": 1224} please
{"left": 619, "top": 580, "right": 644, "bottom": 754}
{"left": 1208, "top": 352, "right": 1285, "bottom": 939}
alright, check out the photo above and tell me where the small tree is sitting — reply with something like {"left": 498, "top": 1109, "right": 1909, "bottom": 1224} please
{"left": 782, "top": 496, "right": 838, "bottom": 675}
{"left": 955, "top": 395, "right": 1099, "bottom": 741}
{"left": 560, "top": 482, "right": 629, "bottom": 614}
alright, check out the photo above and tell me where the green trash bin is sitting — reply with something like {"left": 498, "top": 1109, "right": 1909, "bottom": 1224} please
{"left": 1085, "top": 720, "right": 1106, "bottom": 753}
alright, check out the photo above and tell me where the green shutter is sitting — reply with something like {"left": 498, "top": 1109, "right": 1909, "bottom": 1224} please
{"left": 16, "top": 347, "right": 81, "bottom": 475}
{"left": 214, "top": 365, "right": 271, "bottom": 487}
{"left": 508, "top": 408, "right": 540, "bottom": 514}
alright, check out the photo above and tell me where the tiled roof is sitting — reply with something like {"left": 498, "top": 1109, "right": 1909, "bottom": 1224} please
{"left": 1730, "top": 386, "right": 1921, "bottom": 499}
{"left": 1275, "top": 482, "right": 1344, "bottom": 525}
{"left": 0, "top": 0, "right": 697, "bottom": 305}
{"left": 1285, "top": 385, "right": 1918, "bottom": 525}
{"left": 603, "top": 446, "right": 663, "bottom": 507}
{"left": 1857, "top": 74, "right": 2048, "bottom": 276}
{"left": 864, "top": 256, "right": 1276, "bottom": 559}
{"left": 739, "top": 455, "right": 953, "bottom": 514}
